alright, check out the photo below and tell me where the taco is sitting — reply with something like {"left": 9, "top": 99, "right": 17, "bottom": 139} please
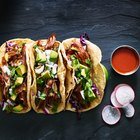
{"left": 61, "top": 36, "right": 106, "bottom": 112}
{"left": 30, "top": 34, "right": 66, "bottom": 114}
{"left": 0, "top": 38, "right": 33, "bottom": 113}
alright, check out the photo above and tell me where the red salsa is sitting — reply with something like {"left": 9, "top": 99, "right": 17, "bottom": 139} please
{"left": 112, "top": 47, "right": 139, "bottom": 74}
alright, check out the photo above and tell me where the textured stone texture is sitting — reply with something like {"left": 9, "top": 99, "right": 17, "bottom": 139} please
{"left": 0, "top": 0, "right": 140, "bottom": 140}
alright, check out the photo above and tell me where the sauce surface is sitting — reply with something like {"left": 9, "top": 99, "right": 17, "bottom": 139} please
{"left": 112, "top": 47, "right": 139, "bottom": 74}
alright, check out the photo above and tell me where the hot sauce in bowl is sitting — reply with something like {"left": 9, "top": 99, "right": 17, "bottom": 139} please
{"left": 111, "top": 45, "right": 140, "bottom": 75}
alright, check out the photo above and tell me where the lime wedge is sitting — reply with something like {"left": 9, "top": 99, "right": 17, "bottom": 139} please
{"left": 101, "top": 64, "right": 109, "bottom": 82}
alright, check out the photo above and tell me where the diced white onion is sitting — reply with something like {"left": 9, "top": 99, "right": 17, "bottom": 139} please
{"left": 80, "top": 90, "right": 85, "bottom": 99}
{"left": 2, "top": 102, "right": 8, "bottom": 111}
{"left": 68, "top": 60, "right": 72, "bottom": 65}
{"left": 74, "top": 76, "right": 78, "bottom": 83}
{"left": 35, "top": 65, "right": 44, "bottom": 74}
{"left": 35, "top": 48, "right": 41, "bottom": 53}
{"left": 46, "top": 85, "right": 49, "bottom": 88}
{"left": 83, "top": 45, "right": 86, "bottom": 50}
{"left": 7, "top": 99, "right": 14, "bottom": 106}
{"left": 40, "top": 41, "right": 47, "bottom": 46}
{"left": 45, "top": 50, "right": 51, "bottom": 56}
{"left": 18, "top": 61, "right": 22, "bottom": 66}
{"left": 43, "top": 107, "right": 50, "bottom": 114}
{"left": 45, "top": 50, "right": 56, "bottom": 66}
{"left": 9, "top": 88, "right": 13, "bottom": 95}
{"left": 47, "top": 60, "right": 54, "bottom": 66}
{"left": 52, "top": 64, "right": 58, "bottom": 74}
{"left": 37, "top": 91, "right": 41, "bottom": 97}
{"left": 2, "top": 65, "right": 11, "bottom": 76}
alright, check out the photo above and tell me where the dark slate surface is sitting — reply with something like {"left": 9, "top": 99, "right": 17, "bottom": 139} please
{"left": 0, "top": 0, "right": 140, "bottom": 140}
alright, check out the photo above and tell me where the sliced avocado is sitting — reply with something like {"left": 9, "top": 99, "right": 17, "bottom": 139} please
{"left": 13, "top": 104, "right": 23, "bottom": 112}
{"left": 81, "top": 69, "right": 86, "bottom": 77}
{"left": 89, "top": 89, "right": 96, "bottom": 98}
{"left": 49, "top": 50, "right": 58, "bottom": 62}
{"left": 36, "top": 51, "right": 46, "bottom": 63}
{"left": 40, "top": 53, "right": 46, "bottom": 63}
{"left": 41, "top": 70, "right": 51, "bottom": 79}
{"left": 15, "top": 77, "right": 23, "bottom": 86}
{"left": 71, "top": 46, "right": 78, "bottom": 52}
{"left": 10, "top": 94, "right": 17, "bottom": 101}
{"left": 79, "top": 64, "right": 88, "bottom": 69}
{"left": 16, "top": 65, "right": 26, "bottom": 76}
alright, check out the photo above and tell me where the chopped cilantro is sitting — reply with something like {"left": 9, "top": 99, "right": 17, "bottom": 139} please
{"left": 33, "top": 45, "right": 39, "bottom": 49}
{"left": 85, "top": 59, "right": 91, "bottom": 65}
{"left": 38, "top": 92, "right": 46, "bottom": 100}
{"left": 37, "top": 78, "right": 44, "bottom": 85}
{"left": 51, "top": 103, "right": 58, "bottom": 113}
{"left": 11, "top": 68, "right": 16, "bottom": 77}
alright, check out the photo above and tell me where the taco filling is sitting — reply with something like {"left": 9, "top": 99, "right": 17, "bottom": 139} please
{"left": 66, "top": 39, "right": 99, "bottom": 111}
{"left": 0, "top": 40, "right": 30, "bottom": 112}
{"left": 32, "top": 36, "right": 63, "bottom": 113}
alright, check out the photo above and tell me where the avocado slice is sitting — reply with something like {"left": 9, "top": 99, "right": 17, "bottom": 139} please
{"left": 16, "top": 65, "right": 26, "bottom": 76}
{"left": 49, "top": 50, "right": 58, "bottom": 62}
{"left": 71, "top": 46, "right": 78, "bottom": 52}
{"left": 36, "top": 51, "right": 46, "bottom": 63}
{"left": 13, "top": 104, "right": 23, "bottom": 112}
{"left": 81, "top": 69, "right": 86, "bottom": 77}
{"left": 10, "top": 94, "right": 17, "bottom": 101}
{"left": 35, "top": 48, "right": 46, "bottom": 63}
{"left": 40, "top": 53, "right": 46, "bottom": 63}
{"left": 41, "top": 70, "right": 51, "bottom": 79}
{"left": 79, "top": 64, "right": 88, "bottom": 69}
{"left": 15, "top": 77, "right": 23, "bottom": 86}
{"left": 87, "top": 91, "right": 96, "bottom": 101}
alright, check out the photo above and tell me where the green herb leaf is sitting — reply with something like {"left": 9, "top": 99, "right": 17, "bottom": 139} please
{"left": 33, "top": 45, "right": 39, "bottom": 49}
{"left": 87, "top": 79, "right": 92, "bottom": 86}
{"left": 4, "top": 105, "right": 13, "bottom": 113}
{"left": 51, "top": 104, "right": 58, "bottom": 113}
{"left": 50, "top": 70, "right": 55, "bottom": 79}
{"left": 37, "top": 78, "right": 44, "bottom": 85}
{"left": 12, "top": 74, "right": 18, "bottom": 81}
{"left": 84, "top": 88, "right": 95, "bottom": 102}
{"left": 75, "top": 69, "right": 81, "bottom": 78}
{"left": 38, "top": 92, "right": 46, "bottom": 100}
{"left": 35, "top": 98, "right": 40, "bottom": 105}
{"left": 85, "top": 59, "right": 91, "bottom": 65}
{"left": 11, "top": 68, "right": 16, "bottom": 77}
